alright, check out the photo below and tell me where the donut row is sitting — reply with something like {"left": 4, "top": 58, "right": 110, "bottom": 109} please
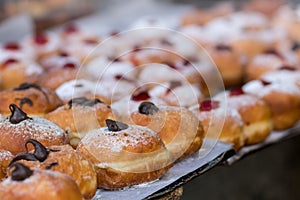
{"left": 0, "top": 0, "right": 299, "bottom": 199}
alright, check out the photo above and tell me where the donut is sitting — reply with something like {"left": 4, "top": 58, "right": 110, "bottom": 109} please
{"left": 0, "top": 150, "right": 13, "bottom": 180}
{"left": 111, "top": 88, "right": 166, "bottom": 122}
{"left": 130, "top": 102, "right": 204, "bottom": 161}
{"left": 45, "top": 97, "right": 116, "bottom": 147}
{"left": 76, "top": 119, "right": 171, "bottom": 189}
{"left": 10, "top": 139, "right": 97, "bottom": 199}
{"left": 214, "top": 89, "right": 273, "bottom": 145}
{"left": 0, "top": 58, "right": 43, "bottom": 90}
{"left": 148, "top": 80, "right": 204, "bottom": 107}
{"left": 243, "top": 79, "right": 300, "bottom": 130}
{"left": 190, "top": 100, "right": 245, "bottom": 149}
{"left": 209, "top": 44, "right": 244, "bottom": 87}
{"left": 0, "top": 104, "right": 69, "bottom": 154}
{"left": 0, "top": 163, "right": 83, "bottom": 200}
{"left": 245, "top": 49, "right": 297, "bottom": 81}
{"left": 260, "top": 67, "right": 300, "bottom": 88}
{"left": 0, "top": 83, "right": 63, "bottom": 117}
{"left": 22, "top": 32, "right": 60, "bottom": 59}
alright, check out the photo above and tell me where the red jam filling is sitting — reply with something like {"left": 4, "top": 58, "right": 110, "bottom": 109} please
{"left": 2, "top": 58, "right": 18, "bottom": 66}
{"left": 34, "top": 34, "right": 48, "bottom": 45}
{"left": 131, "top": 91, "right": 150, "bottom": 101}
{"left": 200, "top": 100, "right": 220, "bottom": 111}
{"left": 63, "top": 62, "right": 76, "bottom": 69}
{"left": 229, "top": 88, "right": 244, "bottom": 96}
{"left": 64, "top": 24, "right": 78, "bottom": 34}
{"left": 4, "top": 42, "right": 20, "bottom": 51}
{"left": 261, "top": 80, "right": 271, "bottom": 86}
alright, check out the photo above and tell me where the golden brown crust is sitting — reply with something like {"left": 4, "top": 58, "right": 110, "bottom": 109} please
{"left": 261, "top": 91, "right": 300, "bottom": 130}
{"left": 210, "top": 47, "right": 244, "bottom": 87}
{"left": 0, "top": 117, "right": 69, "bottom": 154}
{"left": 0, "top": 65, "right": 40, "bottom": 90}
{"left": 19, "top": 145, "right": 97, "bottom": 199}
{"left": 0, "top": 169, "right": 83, "bottom": 200}
{"left": 230, "top": 38, "right": 267, "bottom": 58}
{"left": 0, "top": 150, "right": 14, "bottom": 180}
{"left": 45, "top": 102, "right": 116, "bottom": 147}
{"left": 224, "top": 93, "right": 273, "bottom": 145}
{"left": 76, "top": 124, "right": 171, "bottom": 189}
{"left": 38, "top": 68, "right": 80, "bottom": 90}
{"left": 0, "top": 86, "right": 63, "bottom": 116}
{"left": 130, "top": 106, "right": 204, "bottom": 161}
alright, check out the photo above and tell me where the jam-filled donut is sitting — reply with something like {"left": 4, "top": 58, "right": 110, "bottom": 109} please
{"left": 10, "top": 139, "right": 97, "bottom": 199}
{"left": 260, "top": 67, "right": 300, "bottom": 89}
{"left": 131, "top": 102, "right": 204, "bottom": 161}
{"left": 45, "top": 97, "right": 116, "bottom": 147}
{"left": 245, "top": 49, "right": 298, "bottom": 81}
{"left": 214, "top": 89, "right": 273, "bottom": 145}
{"left": 0, "top": 104, "right": 69, "bottom": 154}
{"left": 0, "top": 163, "right": 83, "bottom": 200}
{"left": 0, "top": 150, "right": 13, "bottom": 180}
{"left": 111, "top": 88, "right": 166, "bottom": 122}
{"left": 243, "top": 79, "right": 300, "bottom": 130}
{"left": 148, "top": 81, "right": 204, "bottom": 107}
{"left": 190, "top": 100, "right": 245, "bottom": 149}
{"left": 22, "top": 32, "right": 60, "bottom": 59}
{"left": 209, "top": 44, "right": 244, "bottom": 87}
{"left": 0, "top": 83, "right": 63, "bottom": 117}
{"left": 0, "top": 58, "right": 43, "bottom": 90}
{"left": 76, "top": 119, "right": 171, "bottom": 189}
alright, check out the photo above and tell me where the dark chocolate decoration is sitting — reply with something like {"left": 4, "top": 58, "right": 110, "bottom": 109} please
{"left": 10, "top": 162, "right": 33, "bottom": 181}
{"left": 215, "top": 44, "right": 232, "bottom": 51}
{"left": 67, "top": 97, "right": 104, "bottom": 109}
{"left": 291, "top": 42, "right": 300, "bottom": 51}
{"left": 9, "top": 104, "right": 31, "bottom": 124}
{"left": 279, "top": 66, "right": 296, "bottom": 71}
{"left": 15, "top": 97, "right": 33, "bottom": 109}
{"left": 263, "top": 49, "right": 284, "bottom": 60}
{"left": 13, "top": 83, "right": 49, "bottom": 102}
{"left": 8, "top": 153, "right": 39, "bottom": 167}
{"left": 25, "top": 139, "right": 49, "bottom": 162}
{"left": 106, "top": 119, "right": 128, "bottom": 132}
{"left": 138, "top": 102, "right": 159, "bottom": 115}
{"left": 45, "top": 162, "right": 59, "bottom": 170}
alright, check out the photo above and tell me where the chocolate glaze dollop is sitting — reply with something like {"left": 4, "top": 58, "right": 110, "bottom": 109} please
{"left": 9, "top": 162, "right": 33, "bottom": 181}
{"left": 138, "top": 102, "right": 159, "bottom": 115}
{"left": 106, "top": 119, "right": 128, "bottom": 132}
{"left": 67, "top": 97, "right": 104, "bottom": 109}
{"left": 9, "top": 104, "right": 32, "bottom": 124}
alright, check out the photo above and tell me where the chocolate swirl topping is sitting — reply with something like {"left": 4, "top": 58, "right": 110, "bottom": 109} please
{"left": 106, "top": 119, "right": 128, "bottom": 132}
{"left": 138, "top": 102, "right": 159, "bottom": 115}
{"left": 9, "top": 104, "right": 31, "bottom": 124}
{"left": 13, "top": 83, "right": 49, "bottom": 102}
{"left": 9, "top": 139, "right": 58, "bottom": 167}
{"left": 9, "top": 162, "right": 33, "bottom": 181}
{"left": 15, "top": 97, "right": 33, "bottom": 109}
{"left": 45, "top": 162, "right": 59, "bottom": 170}
{"left": 67, "top": 97, "right": 104, "bottom": 109}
